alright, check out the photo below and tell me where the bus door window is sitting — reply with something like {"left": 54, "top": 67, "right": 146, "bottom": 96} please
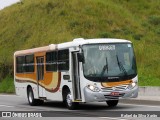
{"left": 37, "top": 57, "right": 44, "bottom": 80}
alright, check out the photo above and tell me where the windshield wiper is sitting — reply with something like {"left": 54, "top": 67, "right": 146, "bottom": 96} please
{"left": 116, "top": 55, "right": 127, "bottom": 76}
{"left": 101, "top": 57, "right": 108, "bottom": 76}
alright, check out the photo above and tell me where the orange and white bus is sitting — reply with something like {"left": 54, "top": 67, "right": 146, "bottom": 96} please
{"left": 14, "top": 38, "right": 138, "bottom": 109}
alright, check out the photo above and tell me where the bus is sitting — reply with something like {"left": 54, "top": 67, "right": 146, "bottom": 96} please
{"left": 14, "top": 38, "right": 138, "bottom": 110}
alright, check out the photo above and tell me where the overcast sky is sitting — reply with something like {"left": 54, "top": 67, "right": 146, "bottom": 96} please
{"left": 0, "top": 0, "right": 20, "bottom": 10}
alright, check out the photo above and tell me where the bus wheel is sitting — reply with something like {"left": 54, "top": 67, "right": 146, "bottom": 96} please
{"left": 65, "top": 90, "right": 78, "bottom": 110}
{"left": 27, "top": 87, "right": 37, "bottom": 106}
{"left": 106, "top": 100, "right": 118, "bottom": 107}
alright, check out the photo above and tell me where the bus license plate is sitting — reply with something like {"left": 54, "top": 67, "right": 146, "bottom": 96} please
{"left": 110, "top": 92, "right": 119, "bottom": 96}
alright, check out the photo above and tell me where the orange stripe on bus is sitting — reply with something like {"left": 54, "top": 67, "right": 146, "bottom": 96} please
{"left": 15, "top": 72, "right": 61, "bottom": 93}
{"left": 101, "top": 80, "right": 132, "bottom": 87}
{"left": 16, "top": 73, "right": 37, "bottom": 81}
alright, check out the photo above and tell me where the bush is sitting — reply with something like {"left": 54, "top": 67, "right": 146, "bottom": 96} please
{"left": 0, "top": 63, "right": 13, "bottom": 81}
{"left": 69, "top": 21, "right": 80, "bottom": 29}
{"left": 0, "top": 76, "right": 15, "bottom": 93}
{"left": 98, "top": 32, "right": 112, "bottom": 38}
{"left": 155, "top": 28, "right": 160, "bottom": 35}
{"left": 148, "top": 15, "right": 160, "bottom": 25}
{"left": 133, "top": 34, "right": 143, "bottom": 41}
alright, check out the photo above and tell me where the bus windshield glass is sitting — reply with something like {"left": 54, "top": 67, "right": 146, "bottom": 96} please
{"left": 82, "top": 43, "right": 137, "bottom": 82}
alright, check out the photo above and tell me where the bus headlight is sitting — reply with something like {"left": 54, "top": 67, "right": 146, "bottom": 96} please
{"left": 87, "top": 85, "right": 100, "bottom": 92}
{"left": 127, "top": 82, "right": 137, "bottom": 90}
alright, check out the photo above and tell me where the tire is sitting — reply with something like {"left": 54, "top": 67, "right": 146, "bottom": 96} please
{"left": 64, "top": 90, "right": 79, "bottom": 110}
{"left": 106, "top": 100, "right": 119, "bottom": 107}
{"left": 27, "top": 87, "right": 37, "bottom": 106}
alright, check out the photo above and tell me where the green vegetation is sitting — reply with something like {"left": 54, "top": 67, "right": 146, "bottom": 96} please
{"left": 0, "top": 76, "right": 15, "bottom": 93}
{"left": 0, "top": 0, "right": 160, "bottom": 92}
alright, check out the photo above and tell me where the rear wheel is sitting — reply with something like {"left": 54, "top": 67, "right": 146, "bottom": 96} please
{"left": 27, "top": 87, "right": 37, "bottom": 106}
{"left": 64, "top": 90, "right": 79, "bottom": 110}
{"left": 106, "top": 100, "right": 119, "bottom": 107}
{"left": 27, "top": 87, "right": 44, "bottom": 106}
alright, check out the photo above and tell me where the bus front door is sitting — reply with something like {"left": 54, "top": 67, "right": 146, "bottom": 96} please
{"left": 72, "top": 52, "right": 82, "bottom": 101}
{"left": 36, "top": 57, "right": 46, "bottom": 98}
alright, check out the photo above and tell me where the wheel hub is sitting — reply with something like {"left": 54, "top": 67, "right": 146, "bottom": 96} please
{"left": 66, "top": 93, "right": 72, "bottom": 107}
{"left": 29, "top": 92, "right": 33, "bottom": 103}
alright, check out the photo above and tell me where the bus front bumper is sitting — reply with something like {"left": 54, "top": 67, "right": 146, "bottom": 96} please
{"left": 83, "top": 86, "right": 138, "bottom": 102}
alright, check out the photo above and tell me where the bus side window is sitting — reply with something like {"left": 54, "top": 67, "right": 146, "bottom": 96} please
{"left": 25, "top": 55, "right": 34, "bottom": 72}
{"left": 58, "top": 49, "right": 69, "bottom": 71}
{"left": 46, "top": 51, "right": 57, "bottom": 71}
{"left": 16, "top": 56, "right": 25, "bottom": 73}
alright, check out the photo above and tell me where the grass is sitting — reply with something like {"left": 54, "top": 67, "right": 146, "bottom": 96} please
{"left": 0, "top": 0, "right": 160, "bottom": 93}
{"left": 0, "top": 76, "right": 15, "bottom": 93}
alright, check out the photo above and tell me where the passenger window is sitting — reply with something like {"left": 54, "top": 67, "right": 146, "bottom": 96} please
{"left": 25, "top": 55, "right": 34, "bottom": 72}
{"left": 46, "top": 51, "right": 57, "bottom": 71}
{"left": 16, "top": 56, "right": 25, "bottom": 73}
{"left": 58, "top": 49, "right": 69, "bottom": 71}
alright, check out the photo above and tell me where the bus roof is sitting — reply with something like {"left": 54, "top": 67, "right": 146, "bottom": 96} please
{"left": 14, "top": 44, "right": 56, "bottom": 56}
{"left": 57, "top": 38, "right": 131, "bottom": 49}
{"left": 14, "top": 38, "right": 131, "bottom": 56}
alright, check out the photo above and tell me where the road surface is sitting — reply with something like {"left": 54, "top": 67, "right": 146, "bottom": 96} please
{"left": 0, "top": 94, "right": 160, "bottom": 120}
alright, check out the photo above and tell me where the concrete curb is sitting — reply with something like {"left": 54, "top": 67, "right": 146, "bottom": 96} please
{"left": 139, "top": 87, "right": 160, "bottom": 96}
{"left": 120, "top": 99, "right": 160, "bottom": 106}
{"left": 120, "top": 87, "right": 160, "bottom": 105}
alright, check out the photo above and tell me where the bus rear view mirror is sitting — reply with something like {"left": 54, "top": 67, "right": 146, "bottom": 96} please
{"left": 77, "top": 53, "right": 85, "bottom": 63}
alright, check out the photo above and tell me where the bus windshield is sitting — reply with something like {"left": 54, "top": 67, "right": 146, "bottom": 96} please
{"left": 82, "top": 43, "right": 137, "bottom": 82}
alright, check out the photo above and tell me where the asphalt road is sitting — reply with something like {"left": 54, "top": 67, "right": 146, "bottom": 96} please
{"left": 0, "top": 94, "right": 160, "bottom": 120}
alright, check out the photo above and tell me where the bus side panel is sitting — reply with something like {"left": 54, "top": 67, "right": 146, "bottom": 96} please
{"left": 14, "top": 79, "right": 27, "bottom": 98}
{"left": 60, "top": 72, "right": 73, "bottom": 101}
{"left": 14, "top": 74, "right": 39, "bottom": 99}
{"left": 44, "top": 72, "right": 63, "bottom": 101}
{"left": 45, "top": 72, "right": 72, "bottom": 101}
{"left": 15, "top": 81, "right": 38, "bottom": 99}
{"left": 45, "top": 91, "right": 62, "bottom": 101}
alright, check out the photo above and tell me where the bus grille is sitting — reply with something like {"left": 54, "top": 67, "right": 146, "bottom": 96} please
{"left": 101, "top": 85, "right": 128, "bottom": 92}
{"left": 104, "top": 93, "right": 125, "bottom": 100}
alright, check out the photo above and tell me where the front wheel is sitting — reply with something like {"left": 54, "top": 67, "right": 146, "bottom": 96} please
{"left": 106, "top": 100, "right": 119, "bottom": 107}
{"left": 65, "top": 90, "right": 79, "bottom": 110}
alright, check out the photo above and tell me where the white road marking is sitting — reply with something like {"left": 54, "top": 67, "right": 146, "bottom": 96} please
{"left": 0, "top": 94, "right": 17, "bottom": 96}
{"left": 100, "top": 117, "right": 127, "bottom": 120}
{"left": 120, "top": 103, "right": 160, "bottom": 108}
{"left": 0, "top": 94, "right": 22, "bottom": 98}
{"left": 0, "top": 104, "right": 14, "bottom": 107}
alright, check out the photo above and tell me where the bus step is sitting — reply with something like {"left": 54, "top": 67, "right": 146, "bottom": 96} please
{"left": 74, "top": 99, "right": 82, "bottom": 102}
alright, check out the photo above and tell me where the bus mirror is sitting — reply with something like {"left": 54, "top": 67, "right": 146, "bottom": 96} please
{"left": 77, "top": 53, "right": 84, "bottom": 63}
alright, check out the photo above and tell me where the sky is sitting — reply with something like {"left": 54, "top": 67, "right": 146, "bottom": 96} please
{"left": 0, "top": 0, "right": 20, "bottom": 10}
